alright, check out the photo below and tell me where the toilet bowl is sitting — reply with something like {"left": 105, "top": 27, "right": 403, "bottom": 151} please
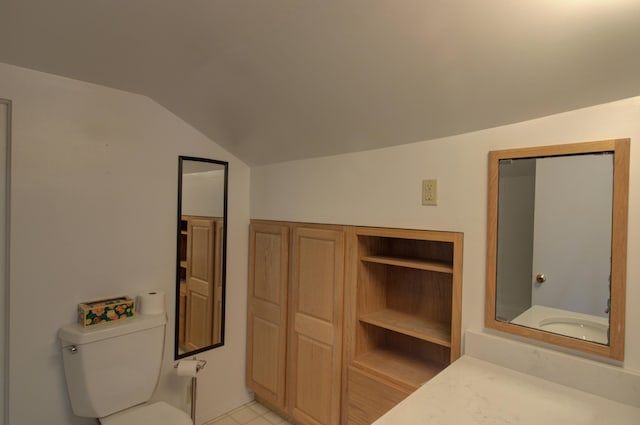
{"left": 100, "top": 401, "right": 191, "bottom": 425}
{"left": 58, "top": 313, "right": 192, "bottom": 425}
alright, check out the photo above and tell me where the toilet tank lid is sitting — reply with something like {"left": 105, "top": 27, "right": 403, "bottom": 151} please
{"left": 58, "top": 313, "right": 166, "bottom": 345}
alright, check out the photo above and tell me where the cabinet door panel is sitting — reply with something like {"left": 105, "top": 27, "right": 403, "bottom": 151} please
{"left": 295, "top": 335, "right": 333, "bottom": 425}
{"left": 289, "top": 226, "right": 344, "bottom": 425}
{"left": 246, "top": 222, "right": 290, "bottom": 409}
{"left": 251, "top": 316, "right": 281, "bottom": 393}
{"left": 297, "top": 237, "right": 336, "bottom": 321}
{"left": 254, "top": 231, "right": 285, "bottom": 303}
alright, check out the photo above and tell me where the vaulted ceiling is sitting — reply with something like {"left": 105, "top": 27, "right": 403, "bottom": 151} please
{"left": 1, "top": 1, "right": 639, "bottom": 165}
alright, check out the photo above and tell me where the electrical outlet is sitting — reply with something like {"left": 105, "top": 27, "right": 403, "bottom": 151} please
{"left": 422, "top": 179, "right": 438, "bottom": 206}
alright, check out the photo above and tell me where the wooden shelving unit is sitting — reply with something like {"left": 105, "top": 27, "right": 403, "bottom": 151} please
{"left": 344, "top": 226, "right": 463, "bottom": 425}
{"left": 360, "top": 255, "right": 454, "bottom": 273}
{"left": 351, "top": 347, "right": 444, "bottom": 389}
{"left": 246, "top": 221, "right": 464, "bottom": 425}
{"left": 358, "top": 309, "right": 451, "bottom": 347}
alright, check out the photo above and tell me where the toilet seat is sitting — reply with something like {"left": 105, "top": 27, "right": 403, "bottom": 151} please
{"left": 100, "top": 401, "right": 192, "bottom": 425}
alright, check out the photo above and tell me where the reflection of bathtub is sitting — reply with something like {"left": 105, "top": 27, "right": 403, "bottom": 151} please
{"left": 511, "top": 305, "right": 609, "bottom": 344}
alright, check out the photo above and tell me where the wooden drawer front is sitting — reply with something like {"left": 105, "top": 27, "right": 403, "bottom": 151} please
{"left": 347, "top": 367, "right": 412, "bottom": 425}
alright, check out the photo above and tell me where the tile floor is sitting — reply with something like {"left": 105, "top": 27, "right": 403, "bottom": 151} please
{"left": 203, "top": 400, "right": 292, "bottom": 425}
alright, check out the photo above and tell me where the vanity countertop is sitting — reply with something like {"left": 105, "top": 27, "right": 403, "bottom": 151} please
{"left": 372, "top": 355, "right": 640, "bottom": 425}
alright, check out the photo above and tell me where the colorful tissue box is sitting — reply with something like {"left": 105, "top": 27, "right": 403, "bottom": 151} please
{"left": 77, "top": 296, "right": 135, "bottom": 328}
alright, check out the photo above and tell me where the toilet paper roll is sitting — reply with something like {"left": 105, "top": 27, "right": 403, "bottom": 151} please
{"left": 137, "top": 290, "right": 166, "bottom": 315}
{"left": 176, "top": 360, "right": 200, "bottom": 377}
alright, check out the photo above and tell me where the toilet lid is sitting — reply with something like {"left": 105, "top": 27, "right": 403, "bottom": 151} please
{"left": 100, "top": 401, "right": 192, "bottom": 425}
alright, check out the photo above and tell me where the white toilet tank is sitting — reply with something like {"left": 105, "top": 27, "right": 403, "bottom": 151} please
{"left": 58, "top": 313, "right": 166, "bottom": 418}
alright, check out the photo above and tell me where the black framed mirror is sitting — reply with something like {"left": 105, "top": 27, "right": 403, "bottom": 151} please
{"left": 175, "top": 156, "right": 228, "bottom": 359}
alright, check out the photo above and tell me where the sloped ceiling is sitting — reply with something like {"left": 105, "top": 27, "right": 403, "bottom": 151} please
{"left": 1, "top": 1, "right": 639, "bottom": 165}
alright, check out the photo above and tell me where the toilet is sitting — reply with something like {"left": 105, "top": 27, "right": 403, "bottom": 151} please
{"left": 58, "top": 313, "right": 192, "bottom": 425}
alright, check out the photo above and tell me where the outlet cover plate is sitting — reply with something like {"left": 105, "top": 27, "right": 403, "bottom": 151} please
{"left": 422, "top": 179, "right": 438, "bottom": 206}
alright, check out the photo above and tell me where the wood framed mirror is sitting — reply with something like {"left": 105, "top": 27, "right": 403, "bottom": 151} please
{"left": 175, "top": 156, "right": 228, "bottom": 359}
{"left": 485, "top": 139, "right": 629, "bottom": 360}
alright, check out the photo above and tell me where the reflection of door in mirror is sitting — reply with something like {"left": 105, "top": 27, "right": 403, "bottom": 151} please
{"left": 496, "top": 154, "right": 613, "bottom": 323}
{"left": 486, "top": 139, "right": 629, "bottom": 361}
{"left": 179, "top": 216, "right": 223, "bottom": 353}
{"left": 531, "top": 154, "right": 612, "bottom": 317}
{"left": 175, "top": 157, "right": 228, "bottom": 359}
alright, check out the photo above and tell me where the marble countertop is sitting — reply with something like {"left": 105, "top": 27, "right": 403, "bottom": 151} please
{"left": 373, "top": 355, "right": 640, "bottom": 425}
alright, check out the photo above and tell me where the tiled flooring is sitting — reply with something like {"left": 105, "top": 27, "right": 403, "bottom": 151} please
{"left": 204, "top": 401, "right": 292, "bottom": 425}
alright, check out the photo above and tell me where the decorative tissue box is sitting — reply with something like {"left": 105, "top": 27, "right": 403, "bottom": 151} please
{"left": 77, "top": 296, "right": 135, "bottom": 328}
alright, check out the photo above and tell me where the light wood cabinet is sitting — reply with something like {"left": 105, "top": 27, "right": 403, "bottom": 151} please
{"left": 343, "top": 227, "right": 463, "bottom": 425}
{"left": 246, "top": 221, "right": 290, "bottom": 410}
{"left": 247, "top": 221, "right": 345, "bottom": 425}
{"left": 179, "top": 215, "right": 224, "bottom": 352}
{"left": 247, "top": 222, "right": 463, "bottom": 425}
{"left": 288, "top": 226, "right": 345, "bottom": 425}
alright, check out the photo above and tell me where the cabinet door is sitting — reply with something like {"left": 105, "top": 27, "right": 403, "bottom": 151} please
{"left": 184, "top": 218, "right": 215, "bottom": 351}
{"left": 246, "top": 222, "right": 290, "bottom": 409}
{"left": 289, "top": 226, "right": 345, "bottom": 425}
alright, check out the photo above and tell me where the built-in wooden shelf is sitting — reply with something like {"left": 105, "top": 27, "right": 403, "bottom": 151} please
{"left": 352, "top": 347, "right": 446, "bottom": 390}
{"left": 360, "top": 255, "right": 453, "bottom": 274}
{"left": 345, "top": 227, "right": 462, "bottom": 424}
{"left": 359, "top": 309, "right": 451, "bottom": 347}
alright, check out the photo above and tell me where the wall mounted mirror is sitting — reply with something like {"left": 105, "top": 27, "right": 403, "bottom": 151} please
{"left": 485, "top": 139, "right": 629, "bottom": 360}
{"left": 175, "top": 156, "right": 228, "bottom": 359}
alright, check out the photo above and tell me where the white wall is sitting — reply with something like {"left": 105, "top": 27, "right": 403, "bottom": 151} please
{"left": 251, "top": 97, "right": 640, "bottom": 372}
{"left": 182, "top": 169, "right": 226, "bottom": 217}
{"left": 0, "top": 63, "right": 252, "bottom": 425}
{"left": 495, "top": 158, "right": 535, "bottom": 321}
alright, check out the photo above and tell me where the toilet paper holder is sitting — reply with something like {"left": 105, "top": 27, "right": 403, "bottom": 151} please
{"left": 173, "top": 358, "right": 207, "bottom": 373}
{"left": 174, "top": 358, "right": 207, "bottom": 421}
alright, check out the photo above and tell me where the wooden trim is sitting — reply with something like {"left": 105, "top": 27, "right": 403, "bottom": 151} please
{"left": 485, "top": 138, "right": 629, "bottom": 360}
{"left": 485, "top": 149, "right": 500, "bottom": 337}
{"left": 487, "top": 139, "right": 622, "bottom": 160}
{"left": 609, "top": 139, "right": 629, "bottom": 360}
{"left": 353, "top": 225, "right": 461, "bottom": 242}
{"left": 450, "top": 232, "right": 464, "bottom": 361}
{"left": 341, "top": 227, "right": 358, "bottom": 425}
